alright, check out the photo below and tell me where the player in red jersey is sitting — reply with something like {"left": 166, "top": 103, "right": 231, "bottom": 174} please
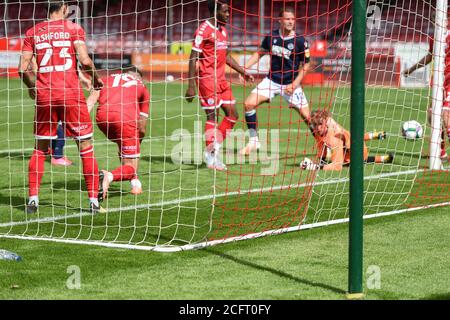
{"left": 86, "top": 65, "right": 150, "bottom": 199}
{"left": 403, "top": 32, "right": 450, "bottom": 161}
{"left": 185, "top": 0, "right": 253, "bottom": 171}
{"left": 18, "top": 1, "right": 104, "bottom": 214}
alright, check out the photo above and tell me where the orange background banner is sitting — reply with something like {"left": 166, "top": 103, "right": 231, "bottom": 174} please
{"left": 132, "top": 53, "right": 190, "bottom": 73}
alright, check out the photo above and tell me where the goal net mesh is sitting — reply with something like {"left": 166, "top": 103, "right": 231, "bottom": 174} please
{"left": 0, "top": 0, "right": 448, "bottom": 251}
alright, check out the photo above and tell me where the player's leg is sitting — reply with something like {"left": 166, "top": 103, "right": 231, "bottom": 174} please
{"left": 26, "top": 103, "right": 57, "bottom": 214}
{"left": 203, "top": 107, "right": 227, "bottom": 170}
{"left": 366, "top": 154, "right": 394, "bottom": 164}
{"left": 218, "top": 83, "right": 238, "bottom": 146}
{"left": 26, "top": 139, "right": 51, "bottom": 214}
{"left": 442, "top": 87, "right": 450, "bottom": 160}
{"left": 198, "top": 82, "right": 228, "bottom": 170}
{"left": 51, "top": 121, "right": 73, "bottom": 166}
{"left": 100, "top": 129, "right": 142, "bottom": 195}
{"left": 240, "top": 78, "right": 273, "bottom": 155}
{"left": 364, "top": 130, "right": 386, "bottom": 141}
{"left": 75, "top": 138, "right": 102, "bottom": 212}
{"left": 442, "top": 108, "right": 450, "bottom": 161}
{"left": 365, "top": 144, "right": 394, "bottom": 164}
{"left": 65, "top": 98, "right": 101, "bottom": 213}
{"left": 96, "top": 116, "right": 119, "bottom": 201}
{"left": 429, "top": 101, "right": 447, "bottom": 159}
{"left": 284, "top": 85, "right": 314, "bottom": 134}
{"left": 125, "top": 158, "right": 142, "bottom": 195}
{"left": 219, "top": 102, "right": 238, "bottom": 151}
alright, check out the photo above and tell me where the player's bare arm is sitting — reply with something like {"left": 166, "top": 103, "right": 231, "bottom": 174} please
{"left": 138, "top": 115, "right": 148, "bottom": 144}
{"left": 403, "top": 53, "right": 433, "bottom": 76}
{"left": 244, "top": 48, "right": 269, "bottom": 69}
{"left": 75, "top": 42, "right": 103, "bottom": 90}
{"left": 285, "top": 62, "right": 310, "bottom": 95}
{"left": 322, "top": 137, "right": 344, "bottom": 171}
{"left": 185, "top": 49, "right": 199, "bottom": 102}
{"left": 86, "top": 89, "right": 101, "bottom": 113}
{"left": 18, "top": 50, "right": 36, "bottom": 99}
{"left": 240, "top": 49, "right": 268, "bottom": 83}
{"left": 78, "top": 69, "right": 92, "bottom": 90}
{"left": 226, "top": 50, "right": 254, "bottom": 82}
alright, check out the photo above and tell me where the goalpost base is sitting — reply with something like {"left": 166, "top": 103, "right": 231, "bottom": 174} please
{"left": 345, "top": 292, "right": 365, "bottom": 300}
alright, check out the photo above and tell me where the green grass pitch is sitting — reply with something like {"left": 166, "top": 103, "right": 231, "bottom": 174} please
{"left": 0, "top": 77, "right": 449, "bottom": 299}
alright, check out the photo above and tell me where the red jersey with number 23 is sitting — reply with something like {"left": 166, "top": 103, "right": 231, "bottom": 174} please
{"left": 192, "top": 20, "right": 228, "bottom": 81}
{"left": 22, "top": 19, "right": 86, "bottom": 102}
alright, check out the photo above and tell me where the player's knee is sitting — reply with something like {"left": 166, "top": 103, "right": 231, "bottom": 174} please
{"left": 230, "top": 109, "right": 239, "bottom": 120}
{"left": 35, "top": 139, "right": 50, "bottom": 152}
{"left": 78, "top": 139, "right": 92, "bottom": 150}
{"left": 205, "top": 113, "right": 215, "bottom": 122}
{"left": 244, "top": 102, "right": 256, "bottom": 112}
{"left": 122, "top": 158, "right": 138, "bottom": 170}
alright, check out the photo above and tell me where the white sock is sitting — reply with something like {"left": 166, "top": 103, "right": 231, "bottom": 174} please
{"left": 107, "top": 172, "right": 114, "bottom": 183}
{"left": 89, "top": 198, "right": 99, "bottom": 207}
{"left": 130, "top": 179, "right": 142, "bottom": 189}
{"left": 213, "top": 142, "right": 222, "bottom": 153}
{"left": 29, "top": 196, "right": 39, "bottom": 205}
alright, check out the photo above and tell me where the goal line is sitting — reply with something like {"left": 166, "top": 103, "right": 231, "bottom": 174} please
{"left": 1, "top": 200, "right": 448, "bottom": 252}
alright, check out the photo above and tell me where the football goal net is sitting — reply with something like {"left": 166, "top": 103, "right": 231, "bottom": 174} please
{"left": 0, "top": 0, "right": 448, "bottom": 252}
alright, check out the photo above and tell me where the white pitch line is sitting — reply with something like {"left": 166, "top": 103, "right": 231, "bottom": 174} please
{"left": 0, "top": 168, "right": 422, "bottom": 228}
{"left": 1, "top": 200, "right": 448, "bottom": 252}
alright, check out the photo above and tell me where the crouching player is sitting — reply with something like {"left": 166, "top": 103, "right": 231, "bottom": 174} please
{"left": 300, "top": 110, "right": 393, "bottom": 171}
{"left": 87, "top": 65, "right": 150, "bottom": 200}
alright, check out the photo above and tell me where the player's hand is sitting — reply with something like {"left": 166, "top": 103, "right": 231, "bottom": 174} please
{"left": 284, "top": 84, "right": 295, "bottom": 95}
{"left": 93, "top": 78, "right": 104, "bottom": 90}
{"left": 402, "top": 69, "right": 411, "bottom": 77}
{"left": 139, "top": 131, "right": 145, "bottom": 144}
{"left": 81, "top": 78, "right": 92, "bottom": 91}
{"left": 185, "top": 86, "right": 196, "bottom": 103}
{"left": 300, "top": 157, "right": 319, "bottom": 170}
{"left": 28, "top": 87, "right": 36, "bottom": 100}
{"left": 243, "top": 72, "right": 254, "bottom": 83}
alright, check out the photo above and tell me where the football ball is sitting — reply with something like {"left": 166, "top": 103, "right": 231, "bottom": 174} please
{"left": 166, "top": 75, "right": 175, "bottom": 82}
{"left": 402, "top": 120, "right": 423, "bottom": 140}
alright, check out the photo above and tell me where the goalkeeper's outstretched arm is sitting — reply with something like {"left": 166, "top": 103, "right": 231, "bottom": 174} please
{"left": 403, "top": 52, "right": 432, "bottom": 76}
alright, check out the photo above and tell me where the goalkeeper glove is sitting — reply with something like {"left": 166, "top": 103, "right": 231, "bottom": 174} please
{"left": 300, "top": 157, "right": 319, "bottom": 170}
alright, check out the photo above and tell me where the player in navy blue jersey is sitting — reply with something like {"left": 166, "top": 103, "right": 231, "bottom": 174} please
{"left": 240, "top": 7, "right": 312, "bottom": 155}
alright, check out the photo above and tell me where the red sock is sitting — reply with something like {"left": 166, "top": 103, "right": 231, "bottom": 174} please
{"left": 28, "top": 149, "right": 46, "bottom": 197}
{"left": 80, "top": 146, "right": 99, "bottom": 199}
{"left": 111, "top": 165, "right": 136, "bottom": 181}
{"left": 218, "top": 116, "right": 237, "bottom": 143}
{"left": 205, "top": 120, "right": 218, "bottom": 148}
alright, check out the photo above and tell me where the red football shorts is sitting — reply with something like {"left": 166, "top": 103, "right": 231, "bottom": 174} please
{"left": 34, "top": 98, "right": 93, "bottom": 140}
{"left": 96, "top": 113, "right": 140, "bottom": 158}
{"left": 198, "top": 79, "right": 236, "bottom": 110}
{"left": 444, "top": 84, "right": 450, "bottom": 111}
{"left": 431, "top": 77, "right": 450, "bottom": 110}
